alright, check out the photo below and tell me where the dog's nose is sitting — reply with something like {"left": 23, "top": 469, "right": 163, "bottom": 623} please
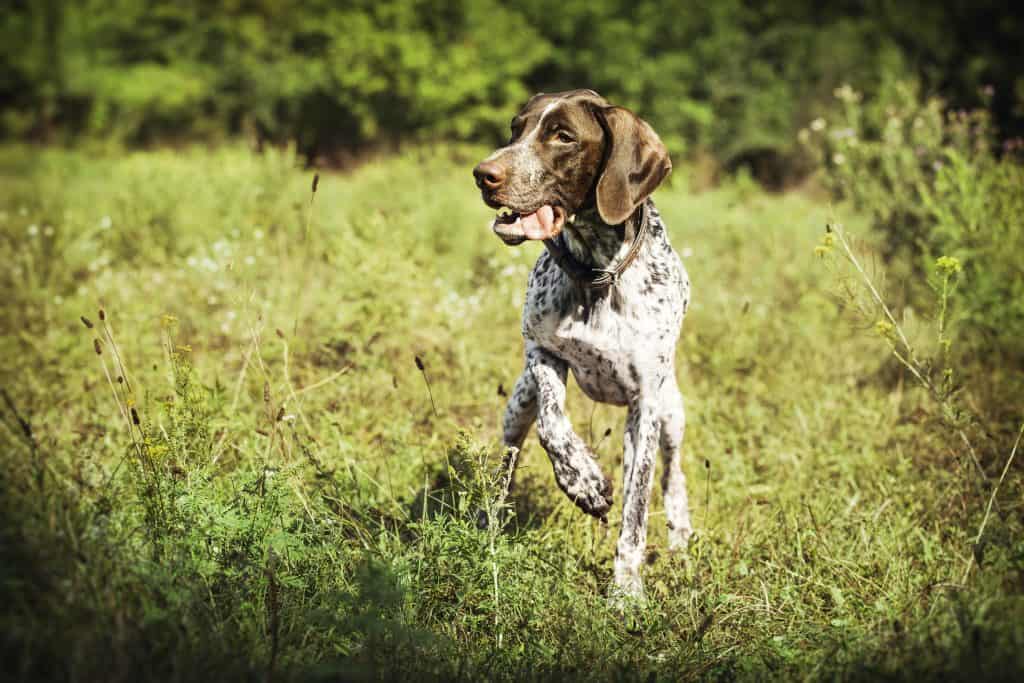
{"left": 473, "top": 161, "right": 506, "bottom": 191}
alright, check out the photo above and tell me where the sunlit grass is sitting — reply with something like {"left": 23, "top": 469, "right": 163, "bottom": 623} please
{"left": 0, "top": 144, "right": 1021, "bottom": 681}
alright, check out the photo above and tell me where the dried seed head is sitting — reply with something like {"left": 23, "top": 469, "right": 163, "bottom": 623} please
{"left": 415, "top": 355, "right": 425, "bottom": 371}
{"left": 131, "top": 407, "right": 140, "bottom": 425}
{"left": 93, "top": 339, "right": 102, "bottom": 355}
{"left": 275, "top": 328, "right": 285, "bottom": 339}
{"left": 81, "top": 315, "right": 94, "bottom": 329}
{"left": 497, "top": 383, "right": 506, "bottom": 397}
{"left": 311, "top": 173, "right": 320, "bottom": 194}
{"left": 825, "top": 224, "right": 832, "bottom": 233}
{"left": 603, "top": 427, "right": 612, "bottom": 438}
{"left": 276, "top": 406, "right": 285, "bottom": 422}
{"left": 263, "top": 382, "right": 270, "bottom": 403}
{"left": 98, "top": 308, "right": 107, "bottom": 321}
{"left": 117, "top": 375, "right": 124, "bottom": 384}
{"left": 704, "top": 459, "right": 710, "bottom": 470}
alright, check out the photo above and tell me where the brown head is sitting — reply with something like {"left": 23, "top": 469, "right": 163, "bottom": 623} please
{"left": 473, "top": 89, "right": 671, "bottom": 245}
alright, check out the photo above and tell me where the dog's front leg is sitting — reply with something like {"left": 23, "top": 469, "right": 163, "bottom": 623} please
{"left": 529, "top": 346, "right": 614, "bottom": 521}
{"left": 614, "top": 397, "right": 661, "bottom": 599}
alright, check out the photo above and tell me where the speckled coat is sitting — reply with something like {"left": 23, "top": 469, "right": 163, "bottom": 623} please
{"left": 502, "top": 200, "right": 692, "bottom": 599}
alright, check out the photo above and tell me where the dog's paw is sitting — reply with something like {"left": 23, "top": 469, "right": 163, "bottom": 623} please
{"left": 552, "top": 448, "right": 614, "bottom": 521}
{"left": 666, "top": 522, "right": 693, "bottom": 552}
{"left": 573, "top": 472, "right": 614, "bottom": 521}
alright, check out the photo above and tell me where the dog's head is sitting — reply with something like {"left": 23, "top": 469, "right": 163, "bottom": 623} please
{"left": 473, "top": 89, "right": 671, "bottom": 245}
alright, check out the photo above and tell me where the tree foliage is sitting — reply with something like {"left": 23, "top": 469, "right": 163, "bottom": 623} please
{"left": 2, "top": 0, "right": 1021, "bottom": 171}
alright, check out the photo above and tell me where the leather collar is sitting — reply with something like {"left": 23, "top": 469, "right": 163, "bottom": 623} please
{"left": 542, "top": 202, "right": 649, "bottom": 290}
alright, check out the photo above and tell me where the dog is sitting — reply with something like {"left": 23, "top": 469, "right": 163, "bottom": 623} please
{"left": 473, "top": 89, "right": 692, "bottom": 599}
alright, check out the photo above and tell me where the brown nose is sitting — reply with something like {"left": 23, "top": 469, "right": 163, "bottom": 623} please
{"left": 473, "top": 160, "right": 506, "bottom": 191}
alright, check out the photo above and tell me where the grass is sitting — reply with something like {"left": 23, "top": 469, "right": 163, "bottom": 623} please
{"left": 0, "top": 143, "right": 1022, "bottom": 681}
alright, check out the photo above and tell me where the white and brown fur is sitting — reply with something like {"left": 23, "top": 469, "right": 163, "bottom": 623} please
{"left": 473, "top": 90, "right": 692, "bottom": 599}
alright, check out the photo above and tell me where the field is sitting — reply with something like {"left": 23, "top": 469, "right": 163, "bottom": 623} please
{"left": 1, "top": 144, "right": 1022, "bottom": 681}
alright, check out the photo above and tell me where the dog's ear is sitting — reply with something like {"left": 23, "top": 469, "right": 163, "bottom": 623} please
{"left": 595, "top": 107, "right": 672, "bottom": 225}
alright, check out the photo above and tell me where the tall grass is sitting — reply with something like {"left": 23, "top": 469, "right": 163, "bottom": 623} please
{"left": 0, "top": 143, "right": 1022, "bottom": 681}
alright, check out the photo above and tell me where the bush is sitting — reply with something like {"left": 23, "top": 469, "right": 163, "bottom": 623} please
{"left": 805, "top": 80, "right": 1024, "bottom": 362}
{"left": 4, "top": 1, "right": 1022, "bottom": 175}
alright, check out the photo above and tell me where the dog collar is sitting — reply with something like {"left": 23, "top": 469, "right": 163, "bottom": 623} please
{"left": 542, "top": 202, "right": 649, "bottom": 290}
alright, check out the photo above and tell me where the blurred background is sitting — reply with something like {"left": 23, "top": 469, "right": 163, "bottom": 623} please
{"left": 3, "top": 0, "right": 1022, "bottom": 185}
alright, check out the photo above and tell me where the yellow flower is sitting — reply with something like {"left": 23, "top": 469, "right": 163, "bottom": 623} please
{"left": 935, "top": 255, "right": 962, "bottom": 276}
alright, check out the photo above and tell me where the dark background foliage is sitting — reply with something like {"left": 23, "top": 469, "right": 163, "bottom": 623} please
{"left": 3, "top": 0, "right": 1022, "bottom": 180}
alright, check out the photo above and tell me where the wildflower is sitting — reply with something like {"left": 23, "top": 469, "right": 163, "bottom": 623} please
{"left": 43, "top": 225, "right": 54, "bottom": 237}
{"left": 875, "top": 320, "right": 895, "bottom": 339}
{"left": 253, "top": 229, "right": 264, "bottom": 240}
{"left": 832, "top": 153, "right": 846, "bottom": 166}
{"left": 160, "top": 314, "right": 178, "bottom": 328}
{"left": 810, "top": 118, "right": 826, "bottom": 132}
{"left": 27, "top": 224, "right": 39, "bottom": 237}
{"left": 935, "top": 255, "right": 962, "bottom": 276}
{"left": 797, "top": 129, "right": 810, "bottom": 144}
{"left": 99, "top": 216, "right": 112, "bottom": 229}
{"left": 681, "top": 246, "right": 694, "bottom": 258}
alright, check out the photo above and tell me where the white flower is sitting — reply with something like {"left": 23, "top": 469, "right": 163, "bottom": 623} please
{"left": 53, "top": 295, "right": 64, "bottom": 305}
{"left": 99, "top": 216, "right": 112, "bottom": 229}
{"left": 810, "top": 118, "right": 826, "bottom": 132}
{"left": 43, "top": 225, "right": 55, "bottom": 237}
{"left": 244, "top": 255, "right": 255, "bottom": 266}
{"left": 187, "top": 256, "right": 199, "bottom": 268}
{"left": 832, "top": 153, "right": 846, "bottom": 166}
{"left": 253, "top": 229, "right": 264, "bottom": 240}
{"left": 681, "top": 246, "right": 694, "bottom": 258}
{"left": 27, "top": 224, "right": 39, "bottom": 237}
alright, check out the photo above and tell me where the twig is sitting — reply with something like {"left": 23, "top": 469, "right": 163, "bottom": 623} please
{"left": 962, "top": 422, "right": 1024, "bottom": 583}
{"left": 415, "top": 355, "right": 438, "bottom": 417}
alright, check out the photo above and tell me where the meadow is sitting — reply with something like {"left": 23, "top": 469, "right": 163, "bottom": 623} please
{"left": 1, "top": 143, "right": 1022, "bottom": 681}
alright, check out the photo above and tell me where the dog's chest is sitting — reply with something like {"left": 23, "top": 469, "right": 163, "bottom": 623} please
{"left": 521, "top": 248, "right": 687, "bottom": 405}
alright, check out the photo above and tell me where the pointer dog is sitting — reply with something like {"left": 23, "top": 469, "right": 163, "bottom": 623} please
{"left": 473, "top": 89, "right": 693, "bottom": 598}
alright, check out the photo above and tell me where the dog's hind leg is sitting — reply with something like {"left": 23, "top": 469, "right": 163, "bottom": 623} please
{"left": 658, "top": 379, "right": 692, "bottom": 551}
{"left": 499, "top": 363, "right": 540, "bottom": 491}
{"left": 477, "top": 357, "right": 539, "bottom": 529}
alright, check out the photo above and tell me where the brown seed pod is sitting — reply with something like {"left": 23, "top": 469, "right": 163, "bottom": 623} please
{"left": 415, "top": 355, "right": 425, "bottom": 371}
{"left": 93, "top": 339, "right": 102, "bottom": 355}
{"left": 312, "top": 173, "right": 320, "bottom": 194}
{"left": 81, "top": 316, "right": 94, "bottom": 329}
{"left": 98, "top": 308, "right": 107, "bottom": 321}
{"left": 131, "top": 407, "right": 140, "bottom": 425}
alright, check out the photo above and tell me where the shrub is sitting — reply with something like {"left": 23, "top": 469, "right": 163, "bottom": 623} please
{"left": 804, "top": 80, "right": 1024, "bottom": 362}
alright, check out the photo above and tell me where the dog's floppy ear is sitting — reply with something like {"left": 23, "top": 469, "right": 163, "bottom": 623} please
{"left": 594, "top": 107, "right": 672, "bottom": 225}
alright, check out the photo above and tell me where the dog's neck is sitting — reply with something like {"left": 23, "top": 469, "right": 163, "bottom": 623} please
{"left": 559, "top": 208, "right": 630, "bottom": 270}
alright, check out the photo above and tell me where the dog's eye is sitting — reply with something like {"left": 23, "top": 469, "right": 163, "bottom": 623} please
{"left": 555, "top": 130, "right": 575, "bottom": 144}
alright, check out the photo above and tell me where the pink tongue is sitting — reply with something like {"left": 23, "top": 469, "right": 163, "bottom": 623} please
{"left": 519, "top": 205, "right": 556, "bottom": 240}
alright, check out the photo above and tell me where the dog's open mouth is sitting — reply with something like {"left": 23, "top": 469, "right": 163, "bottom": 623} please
{"left": 492, "top": 205, "right": 567, "bottom": 245}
